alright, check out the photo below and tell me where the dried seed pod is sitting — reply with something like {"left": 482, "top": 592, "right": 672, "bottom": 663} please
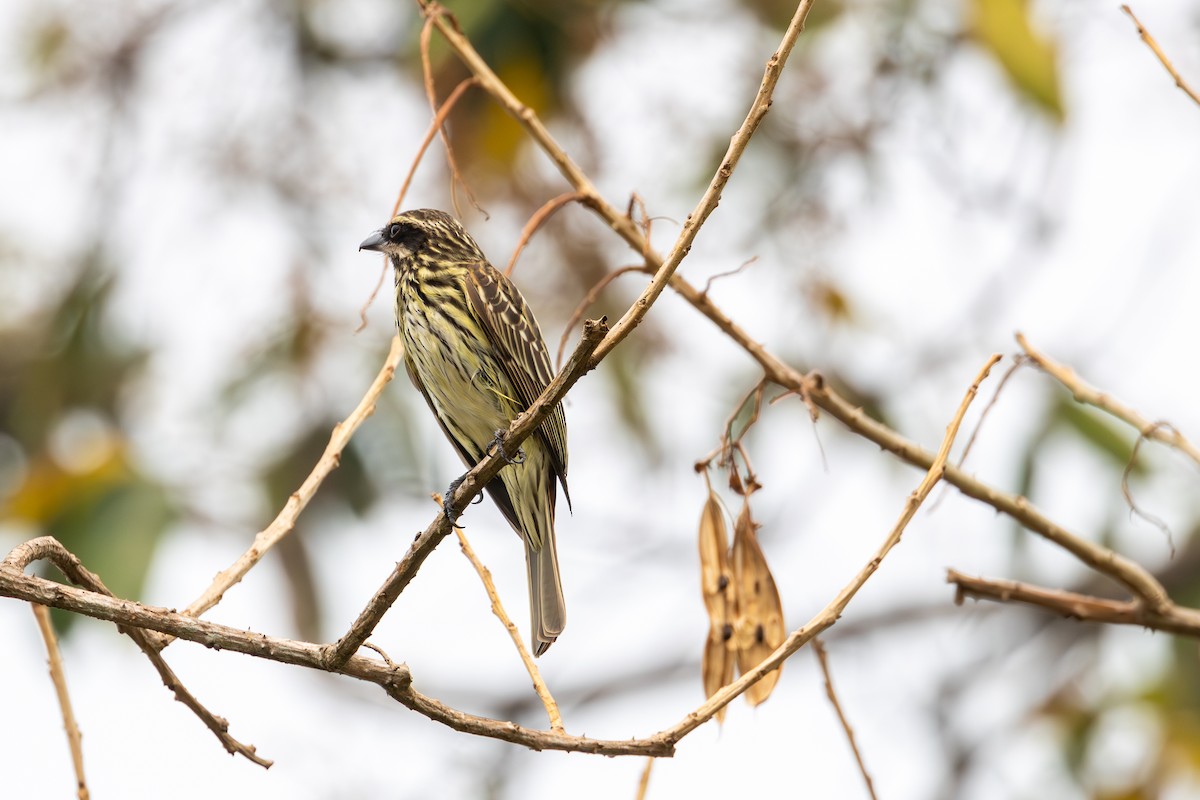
{"left": 702, "top": 623, "right": 737, "bottom": 722}
{"left": 699, "top": 489, "right": 731, "bottom": 618}
{"left": 732, "top": 500, "right": 785, "bottom": 706}
{"left": 698, "top": 487, "right": 736, "bottom": 720}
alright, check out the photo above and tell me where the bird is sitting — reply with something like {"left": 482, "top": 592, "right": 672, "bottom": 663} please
{"left": 360, "top": 209, "right": 568, "bottom": 656}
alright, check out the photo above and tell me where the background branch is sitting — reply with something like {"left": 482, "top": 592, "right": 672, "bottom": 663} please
{"left": 812, "top": 639, "right": 878, "bottom": 800}
{"left": 1018, "top": 331, "right": 1200, "bottom": 468}
{"left": 947, "top": 569, "right": 1200, "bottom": 637}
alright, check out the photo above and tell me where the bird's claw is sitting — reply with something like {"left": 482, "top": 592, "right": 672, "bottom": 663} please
{"left": 442, "top": 475, "right": 465, "bottom": 523}
{"left": 489, "top": 429, "right": 526, "bottom": 465}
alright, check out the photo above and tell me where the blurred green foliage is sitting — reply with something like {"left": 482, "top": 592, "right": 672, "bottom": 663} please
{"left": 0, "top": 262, "right": 174, "bottom": 630}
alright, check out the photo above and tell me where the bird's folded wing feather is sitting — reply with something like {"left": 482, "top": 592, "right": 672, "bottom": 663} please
{"left": 463, "top": 261, "right": 570, "bottom": 504}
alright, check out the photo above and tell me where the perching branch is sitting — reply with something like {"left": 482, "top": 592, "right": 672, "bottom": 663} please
{"left": 321, "top": 318, "right": 608, "bottom": 669}
{"left": 5, "top": 350, "right": 993, "bottom": 762}
{"left": 0, "top": 541, "right": 677, "bottom": 757}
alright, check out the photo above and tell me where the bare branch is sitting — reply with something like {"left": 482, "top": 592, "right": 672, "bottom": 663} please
{"left": 1121, "top": 5, "right": 1200, "bottom": 107}
{"left": 812, "top": 639, "right": 878, "bottom": 800}
{"left": 1017, "top": 331, "right": 1200, "bottom": 469}
{"left": 356, "top": 78, "right": 481, "bottom": 330}
{"left": 506, "top": 191, "right": 586, "bottom": 277}
{"left": 556, "top": 265, "right": 644, "bottom": 370}
{"left": 393, "top": 77, "right": 480, "bottom": 221}
{"left": 417, "top": 0, "right": 1177, "bottom": 625}
{"left": 1121, "top": 428, "right": 1176, "bottom": 555}
{"left": 947, "top": 569, "right": 1200, "bottom": 637}
{"left": 31, "top": 604, "right": 89, "bottom": 799}
{"left": 635, "top": 757, "right": 655, "bottom": 800}
{"left": 0, "top": 356, "right": 1011, "bottom": 767}
{"left": 7, "top": 539, "right": 272, "bottom": 768}
{"left": 1, "top": 544, "right": 679, "bottom": 756}
{"left": 418, "top": 15, "right": 484, "bottom": 217}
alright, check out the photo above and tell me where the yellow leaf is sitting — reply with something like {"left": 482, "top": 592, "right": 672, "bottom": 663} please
{"left": 970, "top": 0, "right": 1064, "bottom": 120}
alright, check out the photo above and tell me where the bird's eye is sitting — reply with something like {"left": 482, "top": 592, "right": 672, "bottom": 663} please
{"left": 388, "top": 223, "right": 404, "bottom": 240}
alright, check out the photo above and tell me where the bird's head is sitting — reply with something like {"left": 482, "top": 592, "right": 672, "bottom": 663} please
{"left": 359, "top": 209, "right": 481, "bottom": 265}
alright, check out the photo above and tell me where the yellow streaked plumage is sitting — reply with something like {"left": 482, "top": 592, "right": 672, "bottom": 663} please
{"left": 359, "top": 209, "right": 568, "bottom": 655}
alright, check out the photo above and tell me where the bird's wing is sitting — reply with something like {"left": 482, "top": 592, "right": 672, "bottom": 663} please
{"left": 463, "top": 261, "right": 570, "bottom": 506}
{"left": 405, "top": 353, "right": 525, "bottom": 531}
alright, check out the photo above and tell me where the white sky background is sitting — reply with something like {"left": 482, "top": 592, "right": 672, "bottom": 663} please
{"left": 2, "top": 0, "right": 1200, "bottom": 798}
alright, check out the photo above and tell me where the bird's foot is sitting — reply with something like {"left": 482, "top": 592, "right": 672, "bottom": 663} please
{"left": 488, "top": 429, "right": 526, "bottom": 465}
{"left": 442, "top": 475, "right": 464, "bottom": 524}
{"left": 442, "top": 474, "right": 484, "bottom": 525}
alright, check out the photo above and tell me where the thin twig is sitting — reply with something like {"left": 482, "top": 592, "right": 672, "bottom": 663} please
{"left": 452, "top": 522, "right": 564, "bottom": 732}
{"left": 8, "top": 540, "right": 272, "bottom": 768}
{"left": 1121, "top": 5, "right": 1200, "bottom": 107}
{"left": 926, "top": 355, "right": 1024, "bottom": 514}
{"left": 1121, "top": 427, "right": 1176, "bottom": 555}
{"left": 418, "top": 14, "right": 484, "bottom": 217}
{"left": 812, "top": 638, "right": 877, "bottom": 800}
{"left": 506, "top": 191, "right": 586, "bottom": 277}
{"left": 358, "top": 78, "right": 480, "bottom": 331}
{"left": 555, "top": 265, "right": 644, "bottom": 370}
{"left": 1018, "top": 331, "right": 1200, "bottom": 469}
{"left": 700, "top": 256, "right": 759, "bottom": 298}
{"left": 160, "top": 336, "right": 404, "bottom": 640}
{"left": 31, "top": 604, "right": 89, "bottom": 800}
{"left": 636, "top": 757, "right": 654, "bottom": 800}
{"left": 947, "top": 569, "right": 1200, "bottom": 637}
{"left": 322, "top": 318, "right": 608, "bottom": 670}
{"left": 393, "top": 77, "right": 480, "bottom": 221}
{"left": 955, "top": 356, "right": 1024, "bottom": 471}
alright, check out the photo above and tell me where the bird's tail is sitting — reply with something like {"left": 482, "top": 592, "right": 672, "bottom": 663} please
{"left": 526, "top": 528, "right": 566, "bottom": 656}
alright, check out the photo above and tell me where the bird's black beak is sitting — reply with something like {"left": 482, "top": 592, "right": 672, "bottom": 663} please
{"left": 359, "top": 230, "right": 387, "bottom": 252}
